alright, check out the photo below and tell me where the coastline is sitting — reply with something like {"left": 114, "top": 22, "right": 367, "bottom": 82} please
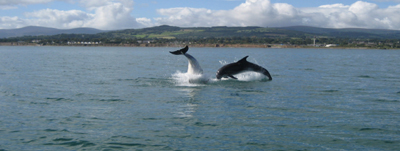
{"left": 0, "top": 42, "right": 397, "bottom": 49}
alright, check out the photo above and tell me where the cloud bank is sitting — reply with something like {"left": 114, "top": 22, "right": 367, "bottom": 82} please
{"left": 154, "top": 0, "right": 400, "bottom": 30}
{"left": 0, "top": 0, "right": 143, "bottom": 30}
{"left": 1, "top": 0, "right": 400, "bottom": 30}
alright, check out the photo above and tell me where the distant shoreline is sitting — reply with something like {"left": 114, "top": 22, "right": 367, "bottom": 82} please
{"left": 0, "top": 42, "right": 398, "bottom": 50}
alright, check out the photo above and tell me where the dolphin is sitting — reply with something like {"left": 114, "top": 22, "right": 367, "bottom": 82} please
{"left": 216, "top": 56, "right": 272, "bottom": 80}
{"left": 170, "top": 46, "right": 203, "bottom": 75}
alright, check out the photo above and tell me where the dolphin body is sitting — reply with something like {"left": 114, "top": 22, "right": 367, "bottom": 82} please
{"left": 216, "top": 56, "right": 272, "bottom": 80}
{"left": 170, "top": 46, "right": 203, "bottom": 75}
{"left": 170, "top": 46, "right": 272, "bottom": 82}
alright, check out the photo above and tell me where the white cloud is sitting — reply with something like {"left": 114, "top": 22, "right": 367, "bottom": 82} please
{"left": 388, "top": 4, "right": 400, "bottom": 8}
{"left": 154, "top": 0, "right": 400, "bottom": 30}
{"left": 84, "top": 2, "right": 141, "bottom": 30}
{"left": 154, "top": 0, "right": 304, "bottom": 27}
{"left": 24, "top": 9, "right": 91, "bottom": 28}
{"left": 78, "top": 0, "right": 133, "bottom": 9}
{"left": 136, "top": 17, "right": 153, "bottom": 27}
{"left": 0, "top": 0, "right": 144, "bottom": 30}
{"left": 307, "top": 1, "right": 400, "bottom": 29}
{"left": 319, "top": 4, "right": 349, "bottom": 9}
{"left": 0, "top": 16, "right": 25, "bottom": 29}
{"left": 2, "top": 0, "right": 400, "bottom": 30}
{"left": 79, "top": 0, "right": 111, "bottom": 8}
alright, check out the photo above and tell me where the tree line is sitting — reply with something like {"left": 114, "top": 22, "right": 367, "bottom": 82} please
{"left": 1, "top": 34, "right": 399, "bottom": 49}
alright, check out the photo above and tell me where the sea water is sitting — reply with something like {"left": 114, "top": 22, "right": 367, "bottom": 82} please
{"left": 0, "top": 46, "right": 399, "bottom": 150}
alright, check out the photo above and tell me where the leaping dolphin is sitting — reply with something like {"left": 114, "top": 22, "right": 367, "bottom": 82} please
{"left": 170, "top": 46, "right": 203, "bottom": 75}
{"left": 216, "top": 56, "right": 272, "bottom": 80}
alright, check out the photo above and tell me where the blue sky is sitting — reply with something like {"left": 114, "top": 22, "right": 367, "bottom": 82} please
{"left": 1, "top": 0, "right": 400, "bottom": 30}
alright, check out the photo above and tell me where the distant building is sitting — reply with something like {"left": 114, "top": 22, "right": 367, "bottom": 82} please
{"left": 137, "top": 40, "right": 154, "bottom": 44}
{"left": 325, "top": 44, "right": 338, "bottom": 47}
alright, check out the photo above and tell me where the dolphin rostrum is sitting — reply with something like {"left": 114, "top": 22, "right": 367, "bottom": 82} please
{"left": 170, "top": 46, "right": 203, "bottom": 75}
{"left": 216, "top": 56, "right": 272, "bottom": 80}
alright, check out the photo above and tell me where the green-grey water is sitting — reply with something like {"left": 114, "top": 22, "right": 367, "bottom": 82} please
{"left": 0, "top": 46, "right": 399, "bottom": 150}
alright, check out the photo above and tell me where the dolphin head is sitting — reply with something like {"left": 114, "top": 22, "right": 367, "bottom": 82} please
{"left": 216, "top": 70, "right": 225, "bottom": 79}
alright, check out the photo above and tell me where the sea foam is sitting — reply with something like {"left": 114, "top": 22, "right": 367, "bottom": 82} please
{"left": 172, "top": 70, "right": 268, "bottom": 86}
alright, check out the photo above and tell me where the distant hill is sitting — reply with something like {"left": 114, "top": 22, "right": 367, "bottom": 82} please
{"left": 2, "top": 25, "right": 400, "bottom": 40}
{"left": 96, "top": 25, "right": 307, "bottom": 39}
{"left": 95, "top": 25, "right": 400, "bottom": 39}
{"left": 278, "top": 26, "right": 400, "bottom": 39}
{"left": 0, "top": 26, "right": 105, "bottom": 38}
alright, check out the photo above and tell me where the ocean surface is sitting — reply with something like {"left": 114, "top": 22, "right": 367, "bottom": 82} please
{"left": 0, "top": 46, "right": 399, "bottom": 150}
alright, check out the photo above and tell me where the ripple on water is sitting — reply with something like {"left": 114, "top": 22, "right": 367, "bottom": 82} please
{"left": 44, "top": 139, "right": 96, "bottom": 148}
{"left": 371, "top": 98, "right": 399, "bottom": 103}
{"left": 357, "top": 75, "right": 373, "bottom": 78}
{"left": 29, "top": 102, "right": 50, "bottom": 105}
{"left": 133, "top": 77, "right": 173, "bottom": 87}
{"left": 106, "top": 142, "right": 146, "bottom": 147}
{"left": 103, "top": 135, "right": 170, "bottom": 150}
{"left": 194, "top": 122, "right": 218, "bottom": 127}
{"left": 43, "top": 129, "right": 69, "bottom": 132}
{"left": 320, "top": 90, "right": 339, "bottom": 93}
{"left": 116, "top": 78, "right": 136, "bottom": 81}
{"left": 46, "top": 98, "right": 74, "bottom": 101}
{"left": 0, "top": 90, "right": 19, "bottom": 97}
{"left": 104, "top": 142, "right": 170, "bottom": 150}
{"left": 97, "top": 99, "right": 125, "bottom": 102}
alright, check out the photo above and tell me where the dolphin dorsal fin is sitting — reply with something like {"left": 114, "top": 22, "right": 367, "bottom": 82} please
{"left": 237, "top": 56, "right": 249, "bottom": 63}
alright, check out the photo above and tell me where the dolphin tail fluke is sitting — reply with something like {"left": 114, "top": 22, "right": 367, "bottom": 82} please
{"left": 170, "top": 46, "right": 189, "bottom": 55}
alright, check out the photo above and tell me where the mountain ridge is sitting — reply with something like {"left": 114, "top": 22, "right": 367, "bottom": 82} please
{"left": 0, "top": 26, "right": 105, "bottom": 38}
{"left": 2, "top": 25, "right": 400, "bottom": 40}
{"left": 278, "top": 26, "right": 400, "bottom": 38}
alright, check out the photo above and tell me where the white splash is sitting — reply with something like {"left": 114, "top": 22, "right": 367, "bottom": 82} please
{"left": 172, "top": 70, "right": 268, "bottom": 85}
{"left": 234, "top": 72, "right": 268, "bottom": 81}
{"left": 219, "top": 60, "right": 228, "bottom": 65}
{"left": 172, "top": 71, "right": 210, "bottom": 86}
